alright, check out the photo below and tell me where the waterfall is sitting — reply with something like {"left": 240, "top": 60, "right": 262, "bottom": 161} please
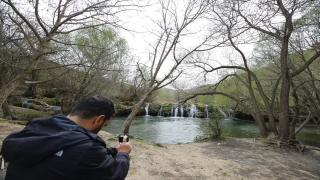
{"left": 145, "top": 103, "right": 150, "bottom": 116}
{"left": 174, "top": 106, "right": 179, "bottom": 117}
{"left": 218, "top": 107, "right": 228, "bottom": 119}
{"left": 170, "top": 105, "right": 174, "bottom": 116}
{"left": 189, "top": 104, "right": 198, "bottom": 118}
{"left": 180, "top": 105, "right": 184, "bottom": 117}
{"left": 227, "top": 108, "right": 234, "bottom": 118}
{"left": 204, "top": 104, "right": 209, "bottom": 118}
{"left": 158, "top": 105, "right": 163, "bottom": 116}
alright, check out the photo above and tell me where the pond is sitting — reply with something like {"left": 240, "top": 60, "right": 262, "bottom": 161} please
{"left": 103, "top": 116, "right": 320, "bottom": 148}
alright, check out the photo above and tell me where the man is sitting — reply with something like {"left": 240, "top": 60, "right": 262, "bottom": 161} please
{"left": 1, "top": 95, "right": 132, "bottom": 180}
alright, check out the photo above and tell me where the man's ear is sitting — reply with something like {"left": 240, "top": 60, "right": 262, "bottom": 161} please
{"left": 93, "top": 115, "right": 106, "bottom": 126}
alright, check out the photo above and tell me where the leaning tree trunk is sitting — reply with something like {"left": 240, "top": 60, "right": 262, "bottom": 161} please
{"left": 295, "top": 107, "right": 312, "bottom": 136}
{"left": 0, "top": 66, "right": 14, "bottom": 119}
{"left": 1, "top": 101, "right": 17, "bottom": 120}
{"left": 0, "top": 54, "right": 43, "bottom": 106}
{"left": 0, "top": 74, "right": 26, "bottom": 106}
{"left": 122, "top": 89, "right": 154, "bottom": 135}
{"left": 254, "top": 113, "right": 268, "bottom": 138}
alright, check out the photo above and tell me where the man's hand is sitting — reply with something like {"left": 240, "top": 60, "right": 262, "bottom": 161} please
{"left": 116, "top": 136, "right": 132, "bottom": 154}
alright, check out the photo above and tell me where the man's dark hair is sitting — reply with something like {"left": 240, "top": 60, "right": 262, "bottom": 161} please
{"left": 69, "top": 95, "right": 116, "bottom": 120}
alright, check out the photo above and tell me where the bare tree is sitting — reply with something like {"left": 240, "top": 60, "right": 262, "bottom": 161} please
{"left": 0, "top": 0, "right": 136, "bottom": 111}
{"left": 121, "top": 0, "right": 216, "bottom": 135}
{"left": 233, "top": 0, "right": 320, "bottom": 140}
{"left": 127, "top": 66, "right": 149, "bottom": 102}
{"left": 183, "top": 0, "right": 320, "bottom": 140}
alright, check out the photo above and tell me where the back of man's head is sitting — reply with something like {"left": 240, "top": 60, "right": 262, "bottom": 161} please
{"left": 69, "top": 95, "right": 116, "bottom": 120}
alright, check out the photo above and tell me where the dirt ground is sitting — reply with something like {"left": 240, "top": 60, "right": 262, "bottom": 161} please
{"left": 1, "top": 121, "right": 320, "bottom": 180}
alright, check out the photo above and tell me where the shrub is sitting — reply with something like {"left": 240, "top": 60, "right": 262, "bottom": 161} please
{"left": 195, "top": 111, "right": 224, "bottom": 141}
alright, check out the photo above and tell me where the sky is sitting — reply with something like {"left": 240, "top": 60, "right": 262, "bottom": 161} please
{"left": 117, "top": 1, "right": 255, "bottom": 89}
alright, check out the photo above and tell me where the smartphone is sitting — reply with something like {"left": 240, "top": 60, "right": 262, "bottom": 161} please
{"left": 118, "top": 135, "right": 129, "bottom": 142}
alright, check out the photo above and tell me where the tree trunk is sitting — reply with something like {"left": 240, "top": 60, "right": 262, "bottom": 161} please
{"left": 122, "top": 90, "right": 153, "bottom": 135}
{"left": 247, "top": 85, "right": 268, "bottom": 137}
{"left": 25, "top": 70, "right": 39, "bottom": 97}
{"left": 278, "top": 69, "right": 291, "bottom": 141}
{"left": 295, "top": 111, "right": 312, "bottom": 136}
{"left": 277, "top": 0, "right": 294, "bottom": 142}
{"left": 289, "top": 86, "right": 299, "bottom": 139}
{"left": 0, "top": 53, "right": 43, "bottom": 106}
{"left": 278, "top": 52, "right": 291, "bottom": 141}
{"left": 255, "top": 113, "right": 268, "bottom": 137}
{"left": 1, "top": 101, "right": 18, "bottom": 120}
{"left": 0, "top": 74, "right": 25, "bottom": 106}
{"left": 289, "top": 106, "right": 300, "bottom": 139}
{"left": 0, "top": 66, "right": 18, "bottom": 120}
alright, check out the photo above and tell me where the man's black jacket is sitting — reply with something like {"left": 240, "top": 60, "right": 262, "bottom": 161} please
{"left": 1, "top": 114, "right": 130, "bottom": 180}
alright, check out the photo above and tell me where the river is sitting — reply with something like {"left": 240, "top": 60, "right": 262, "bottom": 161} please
{"left": 103, "top": 116, "right": 320, "bottom": 147}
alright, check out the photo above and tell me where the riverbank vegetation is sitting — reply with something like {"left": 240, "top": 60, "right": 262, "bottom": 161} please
{"left": 0, "top": 0, "right": 319, "bottom": 147}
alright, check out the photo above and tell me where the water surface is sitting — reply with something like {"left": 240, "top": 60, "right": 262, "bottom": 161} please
{"left": 103, "top": 116, "right": 320, "bottom": 147}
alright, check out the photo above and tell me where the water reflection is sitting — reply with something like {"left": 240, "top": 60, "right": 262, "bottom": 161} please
{"left": 222, "top": 119, "right": 261, "bottom": 138}
{"left": 103, "top": 116, "right": 320, "bottom": 147}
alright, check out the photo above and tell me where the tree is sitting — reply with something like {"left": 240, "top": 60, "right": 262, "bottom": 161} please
{"left": 127, "top": 66, "right": 149, "bottom": 102}
{"left": 184, "top": 0, "right": 320, "bottom": 140}
{"left": 121, "top": 0, "right": 215, "bottom": 135}
{"left": 239, "top": 0, "right": 320, "bottom": 140}
{"left": 55, "top": 27, "right": 131, "bottom": 113}
{"left": 0, "top": 0, "right": 136, "bottom": 113}
{"left": 0, "top": 5, "right": 27, "bottom": 119}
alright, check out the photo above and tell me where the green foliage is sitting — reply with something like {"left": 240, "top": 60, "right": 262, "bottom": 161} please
{"left": 195, "top": 111, "right": 224, "bottom": 141}
{"left": 214, "top": 95, "right": 235, "bottom": 107}
{"left": 74, "top": 27, "right": 128, "bottom": 63}
{"left": 154, "top": 88, "right": 177, "bottom": 103}
{"left": 161, "top": 104, "right": 172, "bottom": 114}
{"left": 114, "top": 102, "right": 124, "bottom": 110}
{"left": 196, "top": 95, "right": 215, "bottom": 105}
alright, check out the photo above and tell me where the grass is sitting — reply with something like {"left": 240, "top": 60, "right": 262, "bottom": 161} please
{"left": 134, "top": 138, "right": 148, "bottom": 143}
{"left": 131, "top": 138, "right": 167, "bottom": 148}
{"left": 153, "top": 142, "right": 166, "bottom": 148}
{"left": 0, "top": 119, "right": 28, "bottom": 125}
{"left": 258, "top": 137, "right": 281, "bottom": 145}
